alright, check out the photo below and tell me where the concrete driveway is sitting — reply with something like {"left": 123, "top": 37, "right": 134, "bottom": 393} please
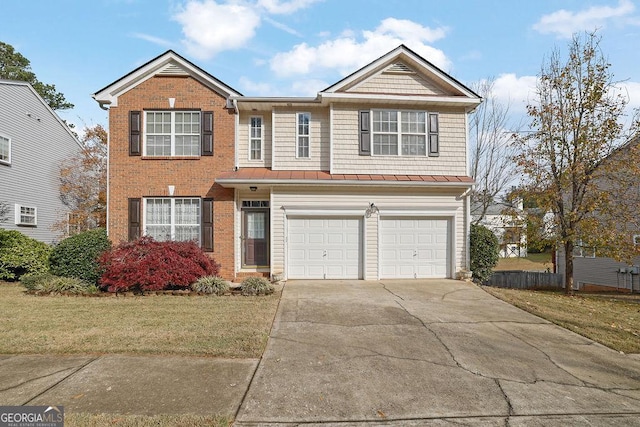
{"left": 236, "top": 279, "right": 640, "bottom": 426}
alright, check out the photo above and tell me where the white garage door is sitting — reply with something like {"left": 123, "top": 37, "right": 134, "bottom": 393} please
{"left": 380, "top": 217, "right": 450, "bottom": 279}
{"left": 288, "top": 217, "right": 361, "bottom": 279}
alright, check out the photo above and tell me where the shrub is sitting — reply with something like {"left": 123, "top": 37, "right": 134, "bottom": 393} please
{"left": 49, "top": 228, "right": 111, "bottom": 284}
{"left": 470, "top": 223, "right": 500, "bottom": 284}
{"left": 0, "top": 229, "right": 51, "bottom": 280}
{"left": 21, "top": 274, "right": 98, "bottom": 294}
{"left": 191, "top": 276, "right": 230, "bottom": 295}
{"left": 98, "top": 237, "right": 219, "bottom": 293}
{"left": 240, "top": 276, "right": 274, "bottom": 296}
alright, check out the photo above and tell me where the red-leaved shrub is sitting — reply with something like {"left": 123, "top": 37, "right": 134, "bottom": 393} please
{"left": 98, "top": 237, "right": 219, "bottom": 292}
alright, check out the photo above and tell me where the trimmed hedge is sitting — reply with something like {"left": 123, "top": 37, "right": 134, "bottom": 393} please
{"left": 49, "top": 228, "right": 111, "bottom": 284}
{"left": 470, "top": 223, "right": 500, "bottom": 284}
{"left": 0, "top": 229, "right": 50, "bottom": 280}
{"left": 98, "top": 237, "right": 219, "bottom": 293}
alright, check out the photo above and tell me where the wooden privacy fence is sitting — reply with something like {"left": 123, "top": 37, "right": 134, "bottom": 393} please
{"left": 485, "top": 270, "right": 563, "bottom": 290}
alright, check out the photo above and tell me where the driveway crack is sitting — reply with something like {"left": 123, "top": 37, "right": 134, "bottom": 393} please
{"left": 379, "top": 281, "right": 404, "bottom": 300}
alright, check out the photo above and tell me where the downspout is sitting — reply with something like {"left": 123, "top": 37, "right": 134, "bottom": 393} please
{"left": 232, "top": 98, "right": 239, "bottom": 170}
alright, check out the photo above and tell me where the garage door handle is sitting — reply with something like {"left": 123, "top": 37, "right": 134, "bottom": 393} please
{"left": 323, "top": 250, "right": 327, "bottom": 257}
{"left": 413, "top": 250, "right": 417, "bottom": 257}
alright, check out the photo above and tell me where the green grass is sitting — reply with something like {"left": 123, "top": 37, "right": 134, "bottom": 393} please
{"left": 0, "top": 282, "right": 280, "bottom": 357}
{"left": 483, "top": 286, "right": 640, "bottom": 354}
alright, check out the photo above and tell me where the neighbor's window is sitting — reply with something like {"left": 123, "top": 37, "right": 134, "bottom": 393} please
{"left": 250, "top": 116, "right": 263, "bottom": 160}
{"left": 296, "top": 112, "right": 310, "bottom": 158}
{"left": 372, "top": 110, "right": 437, "bottom": 156}
{"left": 144, "top": 198, "right": 200, "bottom": 243}
{"left": 0, "top": 134, "right": 10, "bottom": 164}
{"left": 15, "top": 204, "right": 36, "bottom": 226}
{"left": 145, "top": 111, "right": 200, "bottom": 156}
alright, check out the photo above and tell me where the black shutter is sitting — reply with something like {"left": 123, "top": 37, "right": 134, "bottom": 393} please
{"left": 201, "top": 111, "right": 213, "bottom": 156}
{"left": 428, "top": 112, "right": 439, "bottom": 157}
{"left": 359, "top": 110, "right": 371, "bottom": 156}
{"left": 129, "top": 111, "right": 141, "bottom": 156}
{"left": 202, "top": 198, "right": 213, "bottom": 251}
{"left": 128, "top": 198, "right": 141, "bottom": 241}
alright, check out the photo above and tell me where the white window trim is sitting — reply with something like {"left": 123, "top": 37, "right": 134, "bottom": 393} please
{"left": 0, "top": 134, "right": 11, "bottom": 165}
{"left": 142, "top": 197, "right": 201, "bottom": 243}
{"left": 296, "top": 112, "right": 311, "bottom": 159}
{"left": 143, "top": 111, "right": 201, "bottom": 157}
{"left": 248, "top": 116, "right": 263, "bottom": 161}
{"left": 15, "top": 204, "right": 37, "bottom": 226}
{"left": 371, "top": 109, "right": 428, "bottom": 157}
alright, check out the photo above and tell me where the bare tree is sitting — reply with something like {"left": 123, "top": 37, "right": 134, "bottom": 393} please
{"left": 515, "top": 31, "right": 640, "bottom": 294}
{"left": 0, "top": 201, "right": 9, "bottom": 224}
{"left": 469, "top": 78, "right": 519, "bottom": 223}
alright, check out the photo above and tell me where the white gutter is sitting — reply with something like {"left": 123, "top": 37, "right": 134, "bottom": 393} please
{"left": 215, "top": 178, "right": 474, "bottom": 188}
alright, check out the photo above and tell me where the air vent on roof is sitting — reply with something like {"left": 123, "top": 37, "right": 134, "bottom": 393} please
{"left": 158, "top": 63, "right": 189, "bottom": 76}
{"left": 384, "top": 62, "right": 415, "bottom": 74}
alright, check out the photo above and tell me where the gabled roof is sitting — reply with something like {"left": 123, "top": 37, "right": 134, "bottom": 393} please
{"left": 92, "top": 50, "right": 242, "bottom": 108}
{"left": 233, "top": 44, "right": 482, "bottom": 110}
{"left": 0, "top": 79, "right": 82, "bottom": 148}
{"left": 318, "top": 44, "right": 481, "bottom": 109}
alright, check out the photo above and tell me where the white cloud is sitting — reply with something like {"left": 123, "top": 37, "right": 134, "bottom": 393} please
{"left": 290, "top": 78, "right": 328, "bottom": 96}
{"left": 131, "top": 33, "right": 175, "bottom": 48}
{"left": 238, "top": 76, "right": 275, "bottom": 96}
{"left": 620, "top": 81, "right": 640, "bottom": 111}
{"left": 257, "top": 0, "right": 322, "bottom": 14}
{"left": 533, "top": 0, "right": 635, "bottom": 38}
{"left": 492, "top": 73, "right": 538, "bottom": 115}
{"left": 173, "top": 0, "right": 261, "bottom": 60}
{"left": 269, "top": 18, "right": 450, "bottom": 77}
{"left": 264, "top": 16, "right": 302, "bottom": 36}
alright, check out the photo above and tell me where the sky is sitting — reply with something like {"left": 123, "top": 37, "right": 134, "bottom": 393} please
{"left": 2, "top": 0, "right": 640, "bottom": 136}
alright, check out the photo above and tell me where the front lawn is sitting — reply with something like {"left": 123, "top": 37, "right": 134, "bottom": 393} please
{"left": 483, "top": 286, "right": 640, "bottom": 354}
{"left": 0, "top": 282, "right": 280, "bottom": 358}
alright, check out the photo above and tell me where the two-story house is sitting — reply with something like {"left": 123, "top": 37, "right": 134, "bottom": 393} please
{"left": 94, "top": 45, "right": 481, "bottom": 281}
{"left": 0, "top": 79, "right": 83, "bottom": 244}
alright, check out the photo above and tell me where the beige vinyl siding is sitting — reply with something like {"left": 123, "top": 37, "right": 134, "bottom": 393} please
{"left": 348, "top": 72, "right": 447, "bottom": 96}
{"left": 238, "top": 112, "right": 272, "bottom": 168}
{"left": 331, "top": 104, "right": 468, "bottom": 176}
{"left": 272, "top": 108, "right": 329, "bottom": 171}
{"left": 270, "top": 187, "right": 466, "bottom": 280}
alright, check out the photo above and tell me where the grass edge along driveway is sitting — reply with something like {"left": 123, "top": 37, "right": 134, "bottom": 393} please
{"left": 483, "top": 286, "right": 640, "bottom": 354}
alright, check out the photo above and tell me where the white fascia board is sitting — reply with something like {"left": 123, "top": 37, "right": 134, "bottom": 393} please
{"left": 319, "top": 92, "right": 482, "bottom": 107}
{"left": 94, "top": 53, "right": 241, "bottom": 107}
{"left": 282, "top": 206, "right": 367, "bottom": 216}
{"left": 378, "top": 207, "right": 459, "bottom": 217}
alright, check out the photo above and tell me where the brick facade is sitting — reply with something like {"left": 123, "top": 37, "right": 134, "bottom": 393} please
{"left": 108, "top": 75, "right": 236, "bottom": 279}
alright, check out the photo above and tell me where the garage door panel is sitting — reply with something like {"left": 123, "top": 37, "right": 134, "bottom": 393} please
{"left": 380, "top": 217, "right": 450, "bottom": 279}
{"left": 288, "top": 217, "right": 361, "bottom": 279}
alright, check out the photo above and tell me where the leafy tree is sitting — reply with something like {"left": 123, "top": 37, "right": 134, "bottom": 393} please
{"left": 514, "top": 32, "right": 640, "bottom": 294}
{"left": 470, "top": 223, "right": 499, "bottom": 284}
{"left": 56, "top": 125, "right": 107, "bottom": 234}
{"left": 469, "top": 78, "right": 518, "bottom": 223}
{"left": 0, "top": 41, "right": 73, "bottom": 110}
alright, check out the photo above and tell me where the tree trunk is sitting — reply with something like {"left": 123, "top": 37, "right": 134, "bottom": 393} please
{"left": 564, "top": 240, "right": 574, "bottom": 295}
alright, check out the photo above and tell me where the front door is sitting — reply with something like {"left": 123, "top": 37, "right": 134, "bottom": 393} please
{"left": 243, "top": 208, "right": 269, "bottom": 267}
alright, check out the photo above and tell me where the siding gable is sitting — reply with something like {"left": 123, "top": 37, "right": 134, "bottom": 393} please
{"left": 343, "top": 61, "right": 449, "bottom": 96}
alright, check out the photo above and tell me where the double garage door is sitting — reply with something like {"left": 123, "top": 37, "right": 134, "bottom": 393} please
{"left": 287, "top": 216, "right": 450, "bottom": 279}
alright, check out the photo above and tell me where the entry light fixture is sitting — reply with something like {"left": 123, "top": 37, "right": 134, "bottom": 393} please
{"left": 365, "top": 202, "right": 379, "bottom": 218}
{"left": 250, "top": 186, "right": 257, "bottom": 192}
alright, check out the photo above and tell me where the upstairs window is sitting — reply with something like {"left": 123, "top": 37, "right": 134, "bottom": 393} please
{"left": 0, "top": 134, "right": 10, "bottom": 165}
{"left": 249, "top": 116, "right": 263, "bottom": 160}
{"left": 15, "top": 204, "right": 37, "bottom": 226}
{"left": 145, "top": 111, "right": 201, "bottom": 156}
{"left": 369, "top": 110, "right": 439, "bottom": 156}
{"left": 296, "top": 112, "right": 310, "bottom": 158}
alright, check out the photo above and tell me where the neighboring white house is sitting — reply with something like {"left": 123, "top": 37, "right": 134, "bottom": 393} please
{"left": 472, "top": 199, "right": 527, "bottom": 258}
{"left": 0, "top": 79, "right": 82, "bottom": 243}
